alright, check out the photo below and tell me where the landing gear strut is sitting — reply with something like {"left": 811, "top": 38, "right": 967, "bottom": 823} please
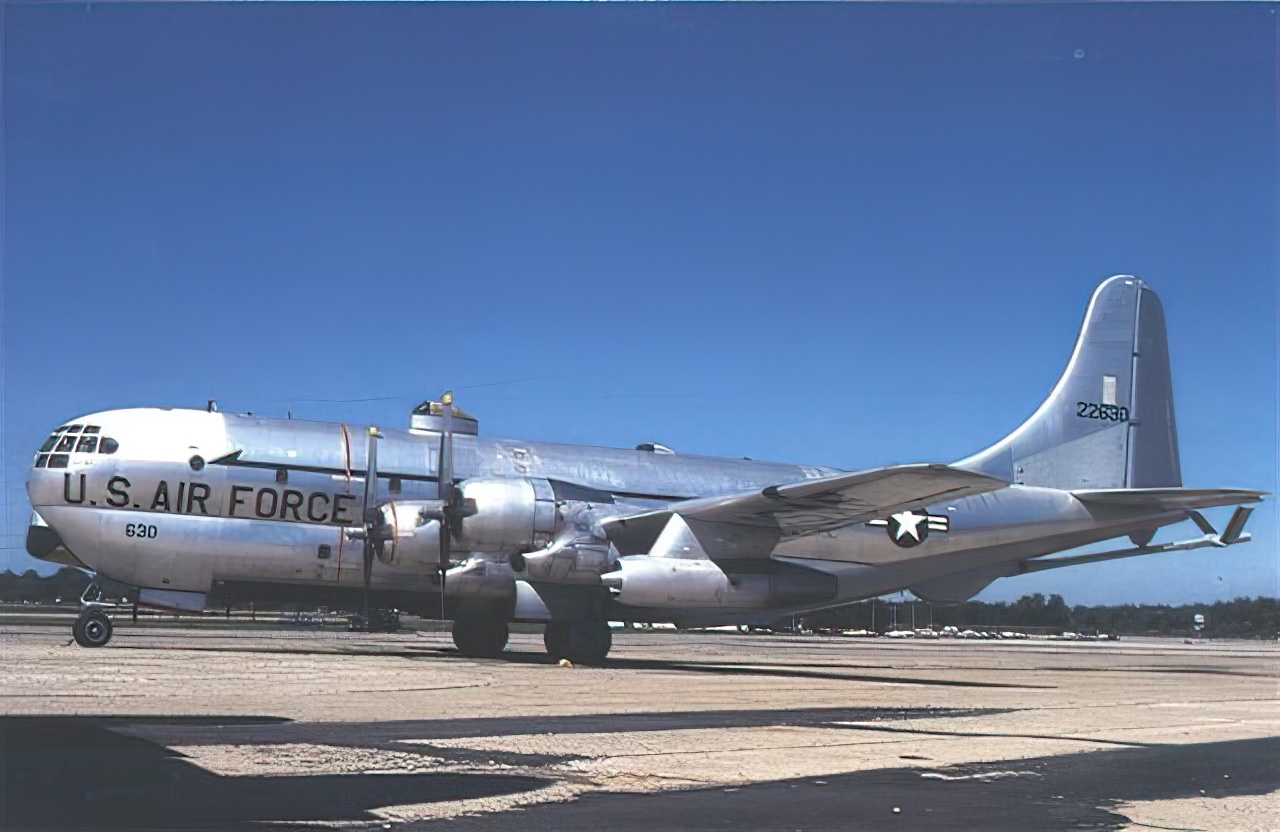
{"left": 451, "top": 615, "right": 509, "bottom": 658}
{"left": 544, "top": 621, "right": 612, "bottom": 664}
{"left": 73, "top": 609, "right": 112, "bottom": 648}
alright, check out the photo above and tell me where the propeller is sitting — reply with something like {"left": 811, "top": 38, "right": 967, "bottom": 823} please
{"left": 360, "top": 426, "right": 384, "bottom": 613}
{"left": 436, "top": 392, "right": 456, "bottom": 598}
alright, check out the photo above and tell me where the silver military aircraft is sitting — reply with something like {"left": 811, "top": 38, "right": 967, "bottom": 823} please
{"left": 26, "top": 276, "right": 1264, "bottom": 661}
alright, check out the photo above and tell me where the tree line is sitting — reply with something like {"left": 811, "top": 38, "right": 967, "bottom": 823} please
{"left": 811, "top": 592, "right": 1280, "bottom": 639}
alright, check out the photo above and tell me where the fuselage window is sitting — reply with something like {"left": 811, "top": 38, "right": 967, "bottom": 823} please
{"left": 83, "top": 425, "right": 100, "bottom": 434}
{"left": 66, "top": 425, "right": 83, "bottom": 434}
{"left": 39, "top": 435, "right": 59, "bottom": 452}
{"left": 55, "top": 435, "right": 76, "bottom": 452}
{"left": 76, "top": 436, "right": 98, "bottom": 453}
{"left": 99, "top": 437, "right": 119, "bottom": 454}
{"left": 34, "top": 454, "right": 49, "bottom": 468}
{"left": 47, "top": 454, "right": 69, "bottom": 468}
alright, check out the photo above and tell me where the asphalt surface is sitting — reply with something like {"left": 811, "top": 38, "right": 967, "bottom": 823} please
{"left": 2, "top": 625, "right": 1277, "bottom": 831}
{"left": 437, "top": 736, "right": 1280, "bottom": 832}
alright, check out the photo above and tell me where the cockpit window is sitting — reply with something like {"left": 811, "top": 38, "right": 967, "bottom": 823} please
{"left": 36, "top": 426, "right": 117, "bottom": 460}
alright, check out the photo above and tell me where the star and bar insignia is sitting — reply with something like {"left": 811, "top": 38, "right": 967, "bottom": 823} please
{"left": 867, "top": 510, "right": 949, "bottom": 548}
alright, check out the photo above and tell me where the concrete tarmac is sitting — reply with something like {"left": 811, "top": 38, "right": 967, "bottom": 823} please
{"left": 2, "top": 625, "right": 1277, "bottom": 831}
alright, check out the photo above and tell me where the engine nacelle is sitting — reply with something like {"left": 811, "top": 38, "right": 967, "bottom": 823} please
{"left": 515, "top": 541, "right": 613, "bottom": 584}
{"left": 455, "top": 477, "right": 558, "bottom": 553}
{"left": 600, "top": 556, "right": 770, "bottom": 608}
{"left": 443, "top": 556, "right": 518, "bottom": 598}
{"left": 374, "top": 501, "right": 442, "bottom": 567}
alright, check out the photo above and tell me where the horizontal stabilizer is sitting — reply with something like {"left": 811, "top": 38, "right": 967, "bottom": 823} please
{"left": 1073, "top": 487, "right": 1266, "bottom": 512}
{"left": 916, "top": 505, "right": 1260, "bottom": 602}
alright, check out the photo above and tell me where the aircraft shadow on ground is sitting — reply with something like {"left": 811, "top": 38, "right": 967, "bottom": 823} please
{"left": 126, "top": 706, "right": 1011, "bottom": 750}
{"left": 0, "top": 716, "right": 549, "bottom": 829}
{"left": 112, "top": 641, "right": 1049, "bottom": 688}
{"left": 489, "top": 651, "right": 1050, "bottom": 688}
{"left": 435, "top": 736, "right": 1280, "bottom": 832}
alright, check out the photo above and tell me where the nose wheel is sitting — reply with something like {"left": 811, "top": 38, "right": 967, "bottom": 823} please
{"left": 73, "top": 609, "right": 113, "bottom": 648}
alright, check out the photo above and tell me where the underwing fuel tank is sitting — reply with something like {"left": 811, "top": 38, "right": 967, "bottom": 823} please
{"left": 601, "top": 556, "right": 837, "bottom": 610}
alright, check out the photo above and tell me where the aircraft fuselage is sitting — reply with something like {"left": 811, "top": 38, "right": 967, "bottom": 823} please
{"left": 27, "top": 406, "right": 1184, "bottom": 620}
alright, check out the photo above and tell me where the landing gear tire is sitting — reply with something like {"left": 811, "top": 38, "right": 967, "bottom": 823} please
{"left": 451, "top": 616, "right": 509, "bottom": 658}
{"left": 544, "top": 621, "right": 611, "bottom": 664}
{"left": 73, "top": 610, "right": 112, "bottom": 648}
{"left": 543, "top": 622, "right": 570, "bottom": 657}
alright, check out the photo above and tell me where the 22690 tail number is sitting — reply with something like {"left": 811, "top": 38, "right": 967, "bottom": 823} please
{"left": 1076, "top": 402, "right": 1129, "bottom": 422}
{"left": 124, "top": 523, "right": 158, "bottom": 539}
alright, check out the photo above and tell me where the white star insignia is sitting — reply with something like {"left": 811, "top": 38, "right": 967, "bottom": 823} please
{"left": 891, "top": 511, "right": 926, "bottom": 542}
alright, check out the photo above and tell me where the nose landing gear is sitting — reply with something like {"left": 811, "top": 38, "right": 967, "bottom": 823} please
{"left": 73, "top": 609, "right": 113, "bottom": 648}
{"left": 71, "top": 582, "right": 113, "bottom": 648}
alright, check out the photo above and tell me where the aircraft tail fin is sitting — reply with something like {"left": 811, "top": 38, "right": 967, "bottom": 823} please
{"left": 956, "top": 275, "right": 1181, "bottom": 490}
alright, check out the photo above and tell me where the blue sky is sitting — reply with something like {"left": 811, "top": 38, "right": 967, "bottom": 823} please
{"left": 2, "top": 3, "right": 1275, "bottom": 605}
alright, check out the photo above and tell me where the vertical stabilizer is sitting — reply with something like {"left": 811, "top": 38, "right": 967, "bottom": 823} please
{"left": 956, "top": 276, "right": 1181, "bottom": 490}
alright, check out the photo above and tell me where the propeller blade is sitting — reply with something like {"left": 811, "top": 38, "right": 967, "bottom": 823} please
{"left": 362, "top": 426, "right": 382, "bottom": 604}
{"left": 437, "top": 393, "right": 455, "bottom": 600}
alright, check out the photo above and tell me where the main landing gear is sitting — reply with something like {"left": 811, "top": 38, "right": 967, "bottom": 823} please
{"left": 544, "top": 621, "right": 612, "bottom": 664}
{"left": 72, "top": 583, "right": 113, "bottom": 648}
{"left": 451, "top": 614, "right": 509, "bottom": 659}
{"left": 450, "top": 617, "right": 613, "bottom": 664}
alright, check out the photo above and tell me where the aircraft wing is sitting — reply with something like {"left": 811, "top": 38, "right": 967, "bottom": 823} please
{"left": 601, "top": 463, "right": 1007, "bottom": 559}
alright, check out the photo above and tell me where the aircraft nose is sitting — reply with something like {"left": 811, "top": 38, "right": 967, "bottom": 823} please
{"left": 25, "top": 511, "right": 88, "bottom": 568}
